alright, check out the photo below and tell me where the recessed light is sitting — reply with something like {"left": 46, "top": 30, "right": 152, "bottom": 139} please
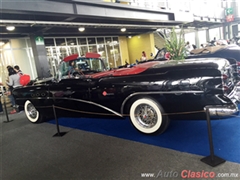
{"left": 121, "top": 28, "right": 126, "bottom": 32}
{"left": 78, "top": 27, "right": 85, "bottom": 32}
{"left": 6, "top": 26, "right": 15, "bottom": 31}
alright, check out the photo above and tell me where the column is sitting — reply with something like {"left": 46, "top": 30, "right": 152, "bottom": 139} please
{"left": 195, "top": 30, "right": 199, "bottom": 48}
{"left": 30, "top": 35, "right": 51, "bottom": 79}
{"left": 222, "top": 24, "right": 227, "bottom": 39}
{"left": 206, "top": 29, "right": 210, "bottom": 42}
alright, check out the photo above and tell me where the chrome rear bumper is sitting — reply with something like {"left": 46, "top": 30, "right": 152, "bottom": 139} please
{"left": 227, "top": 83, "right": 240, "bottom": 103}
{"left": 205, "top": 83, "right": 240, "bottom": 117}
{"left": 205, "top": 104, "right": 239, "bottom": 117}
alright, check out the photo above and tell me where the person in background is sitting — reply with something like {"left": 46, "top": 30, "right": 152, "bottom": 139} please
{"left": 6, "top": 67, "right": 22, "bottom": 114}
{"left": 141, "top": 51, "right": 147, "bottom": 61}
{"left": 68, "top": 60, "right": 76, "bottom": 78}
{"left": 14, "top": 65, "right": 23, "bottom": 75}
{"left": 150, "top": 52, "right": 154, "bottom": 58}
{"left": 5, "top": 66, "right": 13, "bottom": 107}
{"left": 185, "top": 41, "right": 192, "bottom": 54}
{"left": 211, "top": 37, "right": 216, "bottom": 45}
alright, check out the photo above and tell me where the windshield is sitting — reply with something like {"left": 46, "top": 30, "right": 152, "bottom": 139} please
{"left": 57, "top": 57, "right": 106, "bottom": 80}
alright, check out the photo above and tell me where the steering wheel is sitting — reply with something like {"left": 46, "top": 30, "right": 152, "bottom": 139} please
{"left": 72, "top": 72, "right": 81, "bottom": 78}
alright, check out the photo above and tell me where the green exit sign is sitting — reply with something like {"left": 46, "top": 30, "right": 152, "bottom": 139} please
{"left": 226, "top": 8, "right": 233, "bottom": 15}
{"left": 35, "top": 36, "right": 44, "bottom": 45}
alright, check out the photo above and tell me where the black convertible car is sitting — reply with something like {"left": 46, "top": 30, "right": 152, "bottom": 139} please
{"left": 12, "top": 57, "right": 239, "bottom": 135}
{"left": 155, "top": 45, "right": 240, "bottom": 78}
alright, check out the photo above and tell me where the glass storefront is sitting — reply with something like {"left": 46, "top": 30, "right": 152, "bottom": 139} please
{"left": 44, "top": 36, "right": 122, "bottom": 70}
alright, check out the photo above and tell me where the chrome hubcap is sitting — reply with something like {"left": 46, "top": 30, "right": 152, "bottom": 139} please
{"left": 134, "top": 104, "right": 158, "bottom": 128}
{"left": 27, "top": 103, "right": 38, "bottom": 119}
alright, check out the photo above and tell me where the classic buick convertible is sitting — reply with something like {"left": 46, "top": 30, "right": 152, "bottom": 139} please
{"left": 13, "top": 57, "right": 239, "bottom": 135}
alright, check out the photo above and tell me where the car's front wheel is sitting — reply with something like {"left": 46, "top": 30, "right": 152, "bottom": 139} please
{"left": 129, "top": 98, "right": 170, "bottom": 135}
{"left": 24, "top": 100, "right": 44, "bottom": 123}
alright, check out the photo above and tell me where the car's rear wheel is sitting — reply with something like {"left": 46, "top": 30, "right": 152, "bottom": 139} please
{"left": 129, "top": 98, "right": 170, "bottom": 135}
{"left": 24, "top": 100, "right": 44, "bottom": 123}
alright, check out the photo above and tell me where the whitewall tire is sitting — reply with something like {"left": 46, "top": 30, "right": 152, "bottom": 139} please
{"left": 129, "top": 98, "right": 169, "bottom": 135}
{"left": 24, "top": 100, "right": 41, "bottom": 123}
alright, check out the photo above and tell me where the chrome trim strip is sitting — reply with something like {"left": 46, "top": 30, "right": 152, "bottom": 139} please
{"left": 120, "top": 91, "right": 204, "bottom": 114}
{"left": 16, "top": 97, "right": 123, "bottom": 118}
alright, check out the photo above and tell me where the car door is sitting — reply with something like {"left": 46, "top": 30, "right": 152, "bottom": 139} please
{"left": 48, "top": 78, "right": 96, "bottom": 117}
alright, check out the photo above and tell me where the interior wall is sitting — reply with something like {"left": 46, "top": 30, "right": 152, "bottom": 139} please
{"left": 127, "top": 33, "right": 155, "bottom": 64}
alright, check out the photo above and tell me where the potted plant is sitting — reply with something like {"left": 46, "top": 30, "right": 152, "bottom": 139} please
{"left": 164, "top": 27, "right": 187, "bottom": 60}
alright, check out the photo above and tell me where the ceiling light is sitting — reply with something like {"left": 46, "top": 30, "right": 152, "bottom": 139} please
{"left": 128, "top": 36, "right": 132, "bottom": 38}
{"left": 187, "top": 26, "right": 195, "bottom": 29}
{"left": 78, "top": 27, "right": 85, "bottom": 32}
{"left": 6, "top": 26, "right": 15, "bottom": 31}
{"left": 121, "top": 28, "right": 126, "bottom": 32}
{"left": 0, "top": 42, "right": 5, "bottom": 46}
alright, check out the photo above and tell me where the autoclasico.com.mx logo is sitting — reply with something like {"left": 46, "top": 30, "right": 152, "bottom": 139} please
{"left": 140, "top": 170, "right": 239, "bottom": 178}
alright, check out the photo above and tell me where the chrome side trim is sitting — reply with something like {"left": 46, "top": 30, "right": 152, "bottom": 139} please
{"left": 16, "top": 97, "right": 123, "bottom": 118}
{"left": 120, "top": 91, "right": 204, "bottom": 114}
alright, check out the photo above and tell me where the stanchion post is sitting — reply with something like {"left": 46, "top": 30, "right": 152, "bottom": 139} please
{"left": 52, "top": 105, "right": 67, "bottom": 137}
{"left": 1, "top": 86, "right": 13, "bottom": 123}
{"left": 201, "top": 106, "right": 226, "bottom": 167}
